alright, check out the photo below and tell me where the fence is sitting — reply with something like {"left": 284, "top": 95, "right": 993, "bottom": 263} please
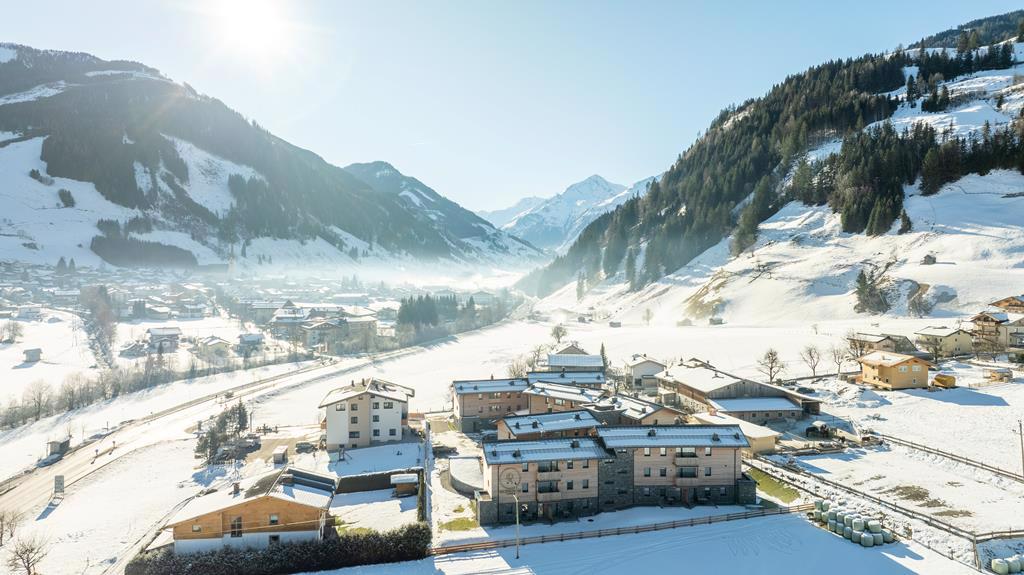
{"left": 429, "top": 503, "right": 814, "bottom": 556}
{"left": 872, "top": 432, "right": 1024, "bottom": 484}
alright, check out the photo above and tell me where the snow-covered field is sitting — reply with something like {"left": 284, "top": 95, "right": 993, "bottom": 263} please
{"left": 113, "top": 314, "right": 257, "bottom": 370}
{"left": 304, "top": 513, "right": 975, "bottom": 575}
{"left": 330, "top": 489, "right": 419, "bottom": 532}
{"left": 0, "top": 309, "right": 96, "bottom": 403}
{"left": 22, "top": 440, "right": 223, "bottom": 575}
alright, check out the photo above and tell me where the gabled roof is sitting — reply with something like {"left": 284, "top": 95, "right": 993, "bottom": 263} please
{"left": 482, "top": 437, "right": 606, "bottom": 465}
{"left": 847, "top": 332, "right": 891, "bottom": 344}
{"left": 319, "top": 378, "right": 413, "bottom": 407}
{"left": 625, "top": 355, "right": 666, "bottom": 369}
{"left": 146, "top": 327, "right": 181, "bottom": 337}
{"left": 546, "top": 353, "right": 604, "bottom": 368}
{"left": 915, "top": 326, "right": 968, "bottom": 338}
{"left": 167, "top": 467, "right": 336, "bottom": 527}
{"left": 452, "top": 378, "right": 529, "bottom": 395}
{"left": 857, "top": 350, "right": 929, "bottom": 368}
{"left": 589, "top": 393, "right": 678, "bottom": 422}
{"left": 523, "top": 381, "right": 603, "bottom": 403}
{"left": 656, "top": 361, "right": 741, "bottom": 393}
{"left": 707, "top": 397, "right": 800, "bottom": 413}
{"left": 527, "top": 371, "right": 605, "bottom": 386}
{"left": 596, "top": 425, "right": 749, "bottom": 449}
{"left": 501, "top": 410, "right": 600, "bottom": 437}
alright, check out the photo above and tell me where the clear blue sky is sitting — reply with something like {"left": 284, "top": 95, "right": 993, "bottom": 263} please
{"left": 0, "top": 1, "right": 1020, "bottom": 210}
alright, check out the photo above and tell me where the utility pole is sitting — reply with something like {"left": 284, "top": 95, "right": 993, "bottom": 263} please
{"left": 1017, "top": 420, "right": 1024, "bottom": 479}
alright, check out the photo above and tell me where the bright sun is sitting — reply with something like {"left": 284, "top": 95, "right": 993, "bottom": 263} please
{"left": 210, "top": 0, "right": 292, "bottom": 61}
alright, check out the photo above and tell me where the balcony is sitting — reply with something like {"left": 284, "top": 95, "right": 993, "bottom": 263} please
{"left": 537, "top": 470, "right": 563, "bottom": 481}
{"left": 537, "top": 489, "right": 562, "bottom": 502}
{"left": 674, "top": 456, "right": 697, "bottom": 466}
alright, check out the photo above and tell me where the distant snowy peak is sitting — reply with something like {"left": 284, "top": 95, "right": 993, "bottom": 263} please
{"left": 502, "top": 174, "right": 658, "bottom": 253}
{"left": 476, "top": 196, "right": 546, "bottom": 228}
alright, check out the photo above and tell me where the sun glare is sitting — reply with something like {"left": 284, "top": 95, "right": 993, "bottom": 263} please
{"left": 210, "top": 0, "right": 291, "bottom": 62}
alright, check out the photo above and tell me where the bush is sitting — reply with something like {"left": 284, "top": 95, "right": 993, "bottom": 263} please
{"left": 126, "top": 522, "right": 432, "bottom": 575}
{"left": 58, "top": 188, "right": 76, "bottom": 207}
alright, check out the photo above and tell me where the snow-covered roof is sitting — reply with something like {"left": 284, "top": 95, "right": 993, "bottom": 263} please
{"left": 915, "top": 326, "right": 968, "bottom": 338}
{"left": 857, "top": 351, "right": 925, "bottom": 367}
{"left": 482, "top": 437, "right": 606, "bottom": 465}
{"left": 168, "top": 467, "right": 335, "bottom": 527}
{"left": 319, "top": 378, "right": 412, "bottom": 407}
{"left": 523, "top": 381, "right": 603, "bottom": 403}
{"left": 596, "top": 425, "right": 748, "bottom": 449}
{"left": 848, "top": 332, "right": 891, "bottom": 344}
{"left": 707, "top": 397, "right": 800, "bottom": 413}
{"left": 527, "top": 370, "right": 606, "bottom": 386}
{"left": 146, "top": 327, "right": 181, "bottom": 337}
{"left": 690, "top": 411, "right": 780, "bottom": 440}
{"left": 452, "top": 378, "right": 529, "bottom": 395}
{"left": 656, "top": 362, "right": 741, "bottom": 393}
{"left": 625, "top": 356, "right": 666, "bottom": 369}
{"left": 501, "top": 410, "right": 600, "bottom": 437}
{"left": 546, "top": 353, "right": 604, "bottom": 368}
{"left": 590, "top": 393, "right": 675, "bottom": 422}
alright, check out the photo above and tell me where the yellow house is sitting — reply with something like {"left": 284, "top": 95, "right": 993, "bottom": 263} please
{"left": 857, "top": 351, "right": 932, "bottom": 390}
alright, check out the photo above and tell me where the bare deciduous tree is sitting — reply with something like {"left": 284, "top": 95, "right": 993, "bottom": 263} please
{"left": 0, "top": 510, "right": 25, "bottom": 546}
{"left": 6, "top": 534, "right": 48, "bottom": 575}
{"left": 845, "top": 329, "right": 868, "bottom": 359}
{"left": 506, "top": 357, "right": 528, "bottom": 379}
{"left": 829, "top": 345, "right": 846, "bottom": 377}
{"left": 550, "top": 324, "right": 567, "bottom": 344}
{"left": 526, "top": 345, "right": 548, "bottom": 370}
{"left": 799, "top": 345, "right": 822, "bottom": 379}
{"left": 22, "top": 380, "right": 51, "bottom": 421}
{"left": 757, "top": 348, "right": 786, "bottom": 383}
{"left": 642, "top": 308, "right": 654, "bottom": 326}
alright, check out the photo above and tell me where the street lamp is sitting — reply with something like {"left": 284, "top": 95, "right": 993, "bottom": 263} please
{"left": 499, "top": 468, "right": 522, "bottom": 559}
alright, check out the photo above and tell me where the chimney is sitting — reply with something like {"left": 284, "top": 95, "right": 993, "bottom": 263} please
{"left": 647, "top": 428, "right": 657, "bottom": 437}
{"left": 531, "top": 421, "right": 539, "bottom": 429}
{"left": 232, "top": 482, "right": 240, "bottom": 495}
{"left": 570, "top": 440, "right": 580, "bottom": 448}
{"left": 490, "top": 374, "right": 494, "bottom": 380}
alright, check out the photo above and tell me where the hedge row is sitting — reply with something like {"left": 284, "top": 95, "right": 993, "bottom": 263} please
{"left": 126, "top": 523, "right": 431, "bottom": 575}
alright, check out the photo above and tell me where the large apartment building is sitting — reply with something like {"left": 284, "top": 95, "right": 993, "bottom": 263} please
{"left": 451, "top": 378, "right": 530, "bottom": 432}
{"left": 476, "top": 424, "right": 755, "bottom": 525}
{"left": 319, "top": 379, "right": 413, "bottom": 449}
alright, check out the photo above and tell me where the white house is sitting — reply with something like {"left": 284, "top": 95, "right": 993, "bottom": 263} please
{"left": 319, "top": 379, "right": 414, "bottom": 450}
{"left": 625, "top": 355, "right": 667, "bottom": 389}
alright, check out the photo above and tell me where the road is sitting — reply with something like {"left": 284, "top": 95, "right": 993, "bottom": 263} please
{"left": 0, "top": 345, "right": 428, "bottom": 518}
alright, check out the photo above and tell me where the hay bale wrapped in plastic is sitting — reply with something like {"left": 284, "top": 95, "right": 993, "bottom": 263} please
{"left": 851, "top": 530, "right": 863, "bottom": 544}
{"left": 872, "top": 532, "right": 883, "bottom": 545}
{"left": 881, "top": 529, "right": 894, "bottom": 543}
{"left": 867, "top": 520, "right": 882, "bottom": 534}
{"left": 861, "top": 533, "right": 874, "bottom": 547}
{"left": 843, "top": 526, "right": 852, "bottom": 539}
{"left": 992, "top": 559, "right": 1010, "bottom": 575}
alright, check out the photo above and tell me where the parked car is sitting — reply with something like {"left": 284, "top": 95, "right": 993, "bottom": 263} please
{"left": 294, "top": 441, "right": 314, "bottom": 453}
{"left": 432, "top": 444, "right": 457, "bottom": 457}
{"left": 796, "top": 386, "right": 815, "bottom": 394}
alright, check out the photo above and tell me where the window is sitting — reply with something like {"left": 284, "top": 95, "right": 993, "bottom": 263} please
{"left": 643, "top": 448, "right": 651, "bottom": 456}
{"left": 349, "top": 431, "right": 360, "bottom": 438}
{"left": 704, "top": 447, "right": 712, "bottom": 456}
{"left": 191, "top": 525, "right": 201, "bottom": 532}
{"left": 898, "top": 366, "right": 908, "bottom": 373}
{"left": 350, "top": 403, "right": 358, "bottom": 412}
{"left": 703, "top": 487, "right": 711, "bottom": 499}
{"left": 521, "top": 482, "right": 529, "bottom": 493}
{"left": 678, "top": 467, "right": 697, "bottom": 478}
{"left": 269, "top": 535, "right": 280, "bottom": 545}
{"left": 583, "top": 499, "right": 590, "bottom": 509}
{"left": 269, "top": 514, "right": 279, "bottom": 525}
{"left": 582, "top": 479, "right": 589, "bottom": 489}
{"left": 230, "top": 516, "right": 242, "bottom": 537}
{"left": 659, "top": 468, "right": 667, "bottom": 477}
{"left": 478, "top": 393, "right": 483, "bottom": 399}
{"left": 384, "top": 401, "right": 394, "bottom": 409}
{"left": 567, "top": 460, "right": 574, "bottom": 470}
{"left": 642, "top": 487, "right": 651, "bottom": 496}
{"left": 372, "top": 415, "right": 380, "bottom": 423}
{"left": 582, "top": 460, "right": 589, "bottom": 469}
{"left": 705, "top": 467, "right": 712, "bottom": 477}
{"left": 912, "top": 365, "right": 922, "bottom": 372}
{"left": 373, "top": 429, "right": 380, "bottom": 437}
{"left": 335, "top": 403, "right": 346, "bottom": 411}
{"left": 719, "top": 487, "right": 728, "bottom": 497}
{"left": 677, "top": 447, "right": 696, "bottom": 458}
{"left": 522, "top": 462, "right": 529, "bottom": 472}
{"left": 566, "top": 480, "right": 574, "bottom": 490}
{"left": 389, "top": 428, "right": 397, "bottom": 436}
{"left": 659, "top": 447, "right": 667, "bottom": 456}
{"left": 643, "top": 467, "right": 651, "bottom": 477}
{"left": 351, "top": 416, "right": 358, "bottom": 424}
{"left": 373, "top": 402, "right": 380, "bottom": 409}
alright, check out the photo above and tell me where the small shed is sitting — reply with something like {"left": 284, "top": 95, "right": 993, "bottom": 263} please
{"left": 390, "top": 473, "right": 418, "bottom": 497}
{"left": 47, "top": 437, "right": 71, "bottom": 456}
{"left": 23, "top": 348, "right": 42, "bottom": 363}
{"left": 272, "top": 445, "right": 288, "bottom": 464}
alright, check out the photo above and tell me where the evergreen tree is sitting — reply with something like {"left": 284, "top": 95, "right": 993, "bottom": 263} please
{"left": 624, "top": 247, "right": 637, "bottom": 291}
{"left": 897, "top": 209, "right": 912, "bottom": 234}
{"left": 576, "top": 271, "right": 586, "bottom": 301}
{"left": 67, "top": 258, "right": 76, "bottom": 274}
{"left": 55, "top": 256, "right": 67, "bottom": 274}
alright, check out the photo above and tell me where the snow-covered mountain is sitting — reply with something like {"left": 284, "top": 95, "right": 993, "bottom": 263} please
{"left": 535, "top": 40, "right": 1024, "bottom": 324}
{"left": 0, "top": 43, "right": 542, "bottom": 272}
{"left": 476, "top": 196, "right": 546, "bottom": 228}
{"left": 343, "top": 161, "right": 543, "bottom": 262}
{"left": 501, "top": 174, "right": 657, "bottom": 253}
